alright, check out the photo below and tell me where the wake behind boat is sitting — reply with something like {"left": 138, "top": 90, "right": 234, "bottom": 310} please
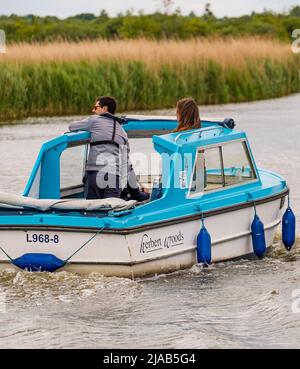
{"left": 0, "top": 116, "right": 295, "bottom": 277}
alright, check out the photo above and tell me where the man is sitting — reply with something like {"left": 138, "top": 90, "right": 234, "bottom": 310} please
{"left": 69, "top": 96, "right": 149, "bottom": 201}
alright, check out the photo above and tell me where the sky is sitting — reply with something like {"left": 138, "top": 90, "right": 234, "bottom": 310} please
{"left": 0, "top": 0, "right": 299, "bottom": 18}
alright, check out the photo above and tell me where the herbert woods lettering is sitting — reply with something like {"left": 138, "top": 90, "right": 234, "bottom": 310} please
{"left": 140, "top": 231, "right": 184, "bottom": 254}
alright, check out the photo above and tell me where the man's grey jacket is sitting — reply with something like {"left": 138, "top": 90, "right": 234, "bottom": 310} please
{"left": 69, "top": 113, "right": 135, "bottom": 186}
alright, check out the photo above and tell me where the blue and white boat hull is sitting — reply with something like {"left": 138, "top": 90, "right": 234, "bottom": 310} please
{"left": 0, "top": 195, "right": 285, "bottom": 277}
{"left": 0, "top": 115, "right": 292, "bottom": 277}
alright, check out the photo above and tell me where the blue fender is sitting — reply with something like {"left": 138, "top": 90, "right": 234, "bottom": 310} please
{"left": 251, "top": 215, "right": 266, "bottom": 258}
{"left": 197, "top": 225, "right": 212, "bottom": 264}
{"left": 282, "top": 207, "right": 296, "bottom": 251}
{"left": 13, "top": 253, "right": 65, "bottom": 272}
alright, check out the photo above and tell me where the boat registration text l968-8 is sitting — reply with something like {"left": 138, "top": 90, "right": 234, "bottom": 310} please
{"left": 26, "top": 233, "right": 60, "bottom": 244}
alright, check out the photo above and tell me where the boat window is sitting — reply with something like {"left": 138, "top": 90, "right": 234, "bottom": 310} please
{"left": 27, "top": 163, "right": 41, "bottom": 199}
{"left": 129, "top": 138, "right": 161, "bottom": 178}
{"left": 222, "top": 141, "right": 256, "bottom": 186}
{"left": 189, "top": 140, "right": 257, "bottom": 196}
{"left": 203, "top": 147, "right": 224, "bottom": 191}
{"left": 60, "top": 144, "right": 88, "bottom": 191}
{"left": 190, "top": 147, "right": 224, "bottom": 195}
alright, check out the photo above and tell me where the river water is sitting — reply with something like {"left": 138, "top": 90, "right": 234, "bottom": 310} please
{"left": 0, "top": 94, "right": 299, "bottom": 349}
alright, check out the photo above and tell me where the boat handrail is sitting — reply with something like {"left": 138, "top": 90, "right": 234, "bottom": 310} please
{"left": 174, "top": 126, "right": 224, "bottom": 143}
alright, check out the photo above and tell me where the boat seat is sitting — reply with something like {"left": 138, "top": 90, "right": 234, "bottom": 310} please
{"left": 0, "top": 192, "right": 136, "bottom": 212}
{"left": 136, "top": 174, "right": 163, "bottom": 201}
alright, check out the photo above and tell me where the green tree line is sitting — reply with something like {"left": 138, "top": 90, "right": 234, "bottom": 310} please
{"left": 1, "top": 5, "right": 300, "bottom": 43}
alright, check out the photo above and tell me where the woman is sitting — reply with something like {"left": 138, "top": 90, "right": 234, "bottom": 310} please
{"left": 174, "top": 97, "right": 201, "bottom": 132}
{"left": 174, "top": 98, "right": 203, "bottom": 192}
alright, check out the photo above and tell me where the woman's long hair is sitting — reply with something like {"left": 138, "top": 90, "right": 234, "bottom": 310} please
{"left": 174, "top": 98, "right": 201, "bottom": 132}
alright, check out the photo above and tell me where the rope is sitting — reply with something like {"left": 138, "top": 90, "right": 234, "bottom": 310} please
{"left": 64, "top": 225, "right": 106, "bottom": 264}
{"left": 195, "top": 205, "right": 205, "bottom": 227}
{"left": 201, "top": 211, "right": 205, "bottom": 228}
{"left": 248, "top": 192, "right": 257, "bottom": 216}
{"left": 0, "top": 246, "right": 14, "bottom": 262}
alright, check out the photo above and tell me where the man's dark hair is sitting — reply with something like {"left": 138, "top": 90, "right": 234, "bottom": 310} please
{"left": 97, "top": 96, "right": 117, "bottom": 115}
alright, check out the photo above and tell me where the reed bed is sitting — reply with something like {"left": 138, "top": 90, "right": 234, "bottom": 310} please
{"left": 1, "top": 38, "right": 293, "bottom": 67}
{"left": 0, "top": 38, "right": 299, "bottom": 120}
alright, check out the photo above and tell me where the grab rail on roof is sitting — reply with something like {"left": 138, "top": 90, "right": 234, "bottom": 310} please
{"left": 174, "top": 118, "right": 235, "bottom": 143}
{"left": 175, "top": 126, "right": 224, "bottom": 143}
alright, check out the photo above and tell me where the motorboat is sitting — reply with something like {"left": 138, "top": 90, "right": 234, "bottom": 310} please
{"left": 0, "top": 116, "right": 291, "bottom": 277}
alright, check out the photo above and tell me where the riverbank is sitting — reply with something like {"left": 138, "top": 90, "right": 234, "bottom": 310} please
{"left": 0, "top": 38, "right": 299, "bottom": 120}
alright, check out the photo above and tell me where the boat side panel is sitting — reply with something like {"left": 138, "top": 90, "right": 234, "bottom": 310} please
{"left": 126, "top": 198, "right": 282, "bottom": 263}
{"left": 0, "top": 198, "right": 283, "bottom": 277}
{"left": 0, "top": 231, "right": 131, "bottom": 264}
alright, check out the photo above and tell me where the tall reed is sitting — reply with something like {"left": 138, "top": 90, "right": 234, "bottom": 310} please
{"left": 0, "top": 38, "right": 299, "bottom": 121}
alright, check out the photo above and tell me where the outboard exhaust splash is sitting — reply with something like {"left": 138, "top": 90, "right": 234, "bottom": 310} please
{"left": 13, "top": 253, "right": 65, "bottom": 272}
{"left": 282, "top": 195, "right": 296, "bottom": 251}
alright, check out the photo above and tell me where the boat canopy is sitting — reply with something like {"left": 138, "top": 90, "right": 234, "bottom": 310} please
{"left": 21, "top": 115, "right": 259, "bottom": 205}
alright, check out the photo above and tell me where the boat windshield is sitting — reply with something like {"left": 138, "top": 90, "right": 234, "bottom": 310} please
{"left": 189, "top": 139, "right": 257, "bottom": 196}
{"left": 60, "top": 143, "right": 88, "bottom": 198}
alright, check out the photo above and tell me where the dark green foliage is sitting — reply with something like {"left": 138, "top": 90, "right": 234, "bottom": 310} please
{"left": 290, "top": 6, "right": 300, "bottom": 17}
{"left": 1, "top": 10, "right": 300, "bottom": 43}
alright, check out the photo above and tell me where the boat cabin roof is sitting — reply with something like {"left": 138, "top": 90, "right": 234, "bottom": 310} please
{"left": 0, "top": 116, "right": 287, "bottom": 229}
{"left": 23, "top": 115, "right": 258, "bottom": 201}
{"left": 122, "top": 115, "right": 243, "bottom": 153}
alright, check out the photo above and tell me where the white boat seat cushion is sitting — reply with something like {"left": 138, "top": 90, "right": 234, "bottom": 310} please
{"left": 0, "top": 192, "right": 136, "bottom": 212}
